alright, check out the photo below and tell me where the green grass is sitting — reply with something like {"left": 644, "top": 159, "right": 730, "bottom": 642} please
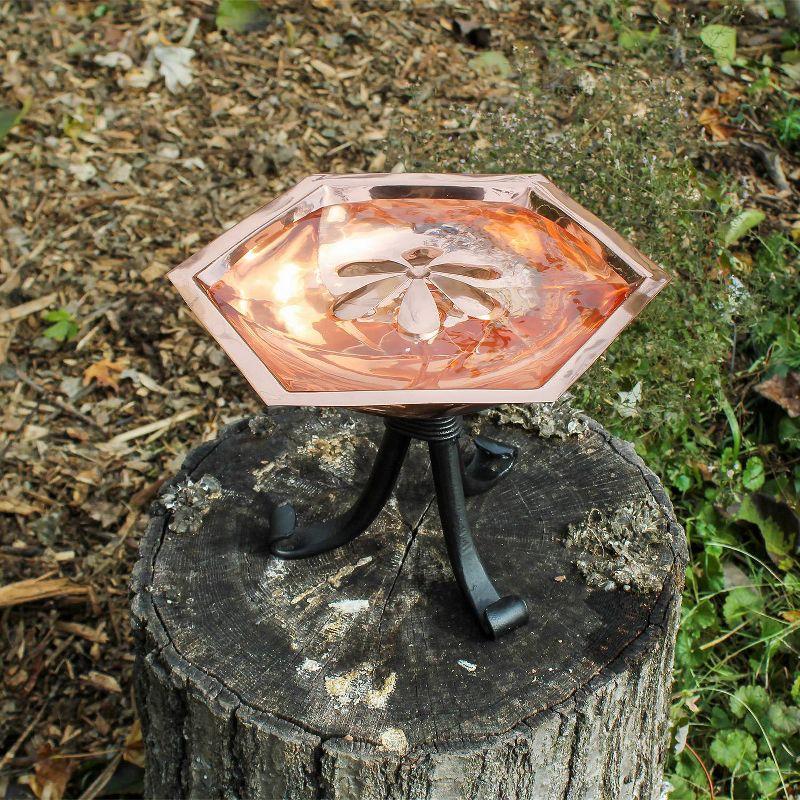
{"left": 399, "top": 63, "right": 733, "bottom": 476}
{"left": 394, "top": 60, "right": 800, "bottom": 797}
{"left": 773, "top": 102, "right": 800, "bottom": 147}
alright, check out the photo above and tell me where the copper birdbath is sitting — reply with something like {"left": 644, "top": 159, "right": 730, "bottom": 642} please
{"left": 168, "top": 173, "right": 669, "bottom": 637}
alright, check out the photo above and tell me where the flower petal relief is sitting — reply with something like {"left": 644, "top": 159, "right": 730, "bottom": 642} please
{"left": 190, "top": 185, "right": 645, "bottom": 397}
{"left": 318, "top": 203, "right": 535, "bottom": 341}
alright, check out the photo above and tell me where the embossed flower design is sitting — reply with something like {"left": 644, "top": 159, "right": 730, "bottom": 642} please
{"left": 326, "top": 246, "right": 510, "bottom": 341}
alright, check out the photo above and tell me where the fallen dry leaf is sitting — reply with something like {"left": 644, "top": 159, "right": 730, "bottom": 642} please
{"left": 123, "top": 719, "right": 145, "bottom": 767}
{"left": 718, "top": 86, "right": 743, "bottom": 106}
{"left": 310, "top": 59, "right": 338, "bottom": 80}
{"left": 0, "top": 575, "right": 89, "bottom": 608}
{"left": 698, "top": 107, "right": 734, "bottom": 141}
{"left": 82, "top": 358, "right": 126, "bottom": 391}
{"left": 153, "top": 44, "right": 195, "bottom": 93}
{"left": 19, "top": 746, "right": 75, "bottom": 800}
{"left": 82, "top": 670, "right": 122, "bottom": 694}
{"left": 6, "top": 667, "right": 29, "bottom": 688}
{"left": 756, "top": 372, "right": 800, "bottom": 418}
{"left": 0, "top": 292, "right": 58, "bottom": 324}
{"left": 141, "top": 261, "right": 170, "bottom": 282}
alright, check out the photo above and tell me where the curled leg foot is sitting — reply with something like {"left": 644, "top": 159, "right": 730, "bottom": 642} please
{"left": 461, "top": 435, "right": 518, "bottom": 497}
{"left": 269, "top": 503, "right": 362, "bottom": 559}
{"left": 430, "top": 437, "right": 529, "bottom": 638}
{"left": 483, "top": 595, "right": 530, "bottom": 638}
{"left": 268, "top": 428, "right": 410, "bottom": 559}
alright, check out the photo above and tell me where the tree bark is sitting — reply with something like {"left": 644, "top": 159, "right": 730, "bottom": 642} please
{"left": 132, "top": 407, "right": 686, "bottom": 800}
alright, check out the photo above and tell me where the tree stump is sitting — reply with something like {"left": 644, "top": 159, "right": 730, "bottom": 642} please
{"left": 132, "top": 407, "right": 686, "bottom": 800}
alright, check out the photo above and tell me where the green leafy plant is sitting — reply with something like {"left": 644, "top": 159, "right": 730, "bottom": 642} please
{"left": 709, "top": 728, "right": 757, "bottom": 772}
{"left": 0, "top": 96, "right": 31, "bottom": 145}
{"left": 721, "top": 208, "right": 765, "bottom": 246}
{"left": 773, "top": 103, "right": 800, "bottom": 144}
{"left": 700, "top": 24, "right": 737, "bottom": 71}
{"left": 468, "top": 51, "right": 512, "bottom": 78}
{"left": 742, "top": 457, "right": 765, "bottom": 491}
{"left": 216, "top": 0, "right": 271, "bottom": 33}
{"left": 42, "top": 309, "right": 79, "bottom": 342}
{"left": 769, "top": 317, "right": 800, "bottom": 375}
{"left": 396, "top": 56, "right": 800, "bottom": 797}
{"left": 618, "top": 27, "right": 660, "bottom": 51}
{"left": 736, "top": 496, "right": 797, "bottom": 569}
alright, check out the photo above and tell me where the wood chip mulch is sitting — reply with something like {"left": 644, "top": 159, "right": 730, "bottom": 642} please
{"left": 1, "top": 1, "right": 797, "bottom": 797}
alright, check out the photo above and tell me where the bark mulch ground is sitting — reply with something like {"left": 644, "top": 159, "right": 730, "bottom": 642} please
{"left": 1, "top": 2, "right": 797, "bottom": 798}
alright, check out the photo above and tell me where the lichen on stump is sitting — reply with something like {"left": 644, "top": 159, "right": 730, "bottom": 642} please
{"left": 131, "top": 407, "right": 687, "bottom": 800}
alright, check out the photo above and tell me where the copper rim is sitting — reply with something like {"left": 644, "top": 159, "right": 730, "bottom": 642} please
{"left": 168, "top": 173, "right": 669, "bottom": 416}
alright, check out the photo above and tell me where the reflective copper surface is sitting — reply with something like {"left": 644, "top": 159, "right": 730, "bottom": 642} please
{"left": 201, "top": 198, "right": 630, "bottom": 394}
{"left": 168, "top": 174, "right": 669, "bottom": 416}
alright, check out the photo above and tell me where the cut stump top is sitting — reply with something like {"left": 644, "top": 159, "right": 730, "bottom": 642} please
{"left": 133, "top": 407, "right": 685, "bottom": 751}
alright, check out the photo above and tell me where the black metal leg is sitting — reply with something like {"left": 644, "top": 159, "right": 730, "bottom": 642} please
{"left": 268, "top": 427, "right": 411, "bottom": 558}
{"left": 268, "top": 414, "right": 529, "bottom": 638}
{"left": 460, "top": 435, "right": 518, "bottom": 497}
{"left": 428, "top": 437, "right": 529, "bottom": 638}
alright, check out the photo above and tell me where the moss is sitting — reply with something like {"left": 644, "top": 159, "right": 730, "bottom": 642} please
{"left": 161, "top": 474, "right": 223, "bottom": 534}
{"left": 485, "top": 401, "right": 588, "bottom": 439}
{"left": 566, "top": 496, "right": 673, "bottom": 593}
{"left": 395, "top": 62, "right": 729, "bottom": 476}
{"left": 248, "top": 415, "right": 275, "bottom": 436}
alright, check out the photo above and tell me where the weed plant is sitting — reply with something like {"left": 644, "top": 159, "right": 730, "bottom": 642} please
{"left": 395, "top": 62, "right": 800, "bottom": 797}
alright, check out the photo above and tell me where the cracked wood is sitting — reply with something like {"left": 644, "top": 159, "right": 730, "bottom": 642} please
{"left": 132, "top": 408, "right": 686, "bottom": 799}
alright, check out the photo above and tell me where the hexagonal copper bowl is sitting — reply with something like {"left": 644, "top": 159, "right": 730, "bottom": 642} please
{"left": 168, "top": 174, "right": 668, "bottom": 418}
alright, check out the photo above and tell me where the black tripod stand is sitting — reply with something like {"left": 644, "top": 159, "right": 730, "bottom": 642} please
{"left": 268, "top": 416, "right": 530, "bottom": 638}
